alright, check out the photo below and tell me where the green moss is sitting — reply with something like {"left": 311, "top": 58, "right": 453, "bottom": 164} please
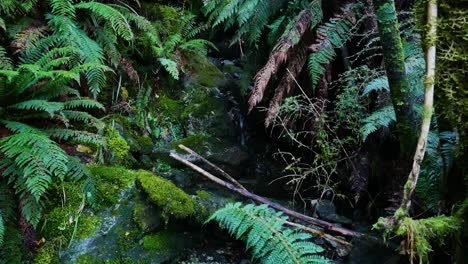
{"left": 223, "top": 64, "right": 243, "bottom": 75}
{"left": 105, "top": 126, "right": 130, "bottom": 162}
{"left": 133, "top": 133, "right": 154, "bottom": 154}
{"left": 195, "top": 190, "right": 213, "bottom": 199}
{"left": 42, "top": 208, "right": 100, "bottom": 243}
{"left": 158, "top": 96, "right": 185, "bottom": 121}
{"left": 170, "top": 133, "right": 207, "bottom": 153}
{"left": 136, "top": 171, "right": 196, "bottom": 222}
{"left": 186, "top": 53, "right": 224, "bottom": 87}
{"left": 34, "top": 243, "right": 59, "bottom": 264}
{"left": 75, "top": 253, "right": 98, "bottom": 264}
{"left": 142, "top": 230, "right": 177, "bottom": 252}
{"left": 88, "top": 165, "right": 136, "bottom": 206}
{"left": 181, "top": 97, "right": 224, "bottom": 119}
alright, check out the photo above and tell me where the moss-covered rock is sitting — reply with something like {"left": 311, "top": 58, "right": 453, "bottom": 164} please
{"left": 135, "top": 170, "right": 197, "bottom": 222}
{"left": 158, "top": 96, "right": 185, "bottom": 121}
{"left": 133, "top": 198, "right": 163, "bottom": 233}
{"left": 42, "top": 208, "right": 101, "bottom": 243}
{"left": 181, "top": 97, "right": 225, "bottom": 120}
{"left": 170, "top": 133, "right": 208, "bottom": 153}
{"left": 142, "top": 230, "right": 178, "bottom": 252}
{"left": 186, "top": 53, "right": 224, "bottom": 87}
{"left": 34, "top": 243, "right": 59, "bottom": 264}
{"left": 105, "top": 125, "right": 130, "bottom": 164}
{"left": 195, "top": 190, "right": 213, "bottom": 199}
{"left": 40, "top": 181, "right": 101, "bottom": 244}
{"left": 88, "top": 165, "right": 136, "bottom": 206}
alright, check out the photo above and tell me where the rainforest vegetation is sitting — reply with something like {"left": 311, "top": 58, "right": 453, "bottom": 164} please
{"left": 0, "top": 0, "right": 467, "bottom": 263}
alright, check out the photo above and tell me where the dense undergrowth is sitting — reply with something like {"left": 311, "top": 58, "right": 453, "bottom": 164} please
{"left": 0, "top": 0, "right": 467, "bottom": 263}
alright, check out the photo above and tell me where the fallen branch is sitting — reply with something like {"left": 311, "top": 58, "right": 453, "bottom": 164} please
{"left": 179, "top": 145, "right": 353, "bottom": 247}
{"left": 170, "top": 147, "right": 365, "bottom": 239}
{"left": 178, "top": 145, "right": 247, "bottom": 191}
{"left": 284, "top": 219, "right": 352, "bottom": 247}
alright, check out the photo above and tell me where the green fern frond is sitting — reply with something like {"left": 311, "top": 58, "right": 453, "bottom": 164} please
{"left": 204, "top": 0, "right": 286, "bottom": 47}
{"left": 19, "top": 195, "right": 43, "bottom": 227}
{"left": 50, "top": 0, "right": 75, "bottom": 17}
{"left": 0, "top": 132, "right": 68, "bottom": 201}
{"left": 74, "top": 2, "right": 133, "bottom": 41}
{"left": 0, "top": 46, "right": 13, "bottom": 70}
{"left": 9, "top": 100, "right": 64, "bottom": 117}
{"left": 308, "top": 3, "right": 363, "bottom": 90}
{"left": 207, "top": 203, "right": 329, "bottom": 264}
{"left": 64, "top": 98, "right": 105, "bottom": 110}
{"left": 362, "top": 76, "right": 389, "bottom": 96}
{"left": 360, "top": 105, "right": 396, "bottom": 141}
{"left": 440, "top": 131, "right": 457, "bottom": 175}
{"left": 159, "top": 58, "right": 179, "bottom": 80}
{"left": 45, "top": 128, "right": 106, "bottom": 146}
{"left": 62, "top": 110, "right": 102, "bottom": 127}
{"left": 179, "top": 39, "right": 217, "bottom": 55}
{"left": 417, "top": 130, "right": 444, "bottom": 212}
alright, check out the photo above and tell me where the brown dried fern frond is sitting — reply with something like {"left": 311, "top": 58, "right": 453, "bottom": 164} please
{"left": 264, "top": 42, "right": 309, "bottom": 127}
{"left": 247, "top": 1, "right": 323, "bottom": 112}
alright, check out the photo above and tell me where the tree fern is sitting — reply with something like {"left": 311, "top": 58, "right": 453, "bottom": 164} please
{"left": 207, "top": 203, "right": 329, "bottom": 264}
{"left": 308, "top": 3, "right": 364, "bottom": 90}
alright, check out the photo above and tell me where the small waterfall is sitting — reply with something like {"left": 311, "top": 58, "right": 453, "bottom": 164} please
{"left": 239, "top": 112, "right": 245, "bottom": 146}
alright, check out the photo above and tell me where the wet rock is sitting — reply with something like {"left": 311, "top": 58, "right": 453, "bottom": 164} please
{"left": 133, "top": 199, "right": 163, "bottom": 233}
{"left": 311, "top": 199, "right": 352, "bottom": 225}
{"left": 311, "top": 199, "right": 337, "bottom": 217}
{"left": 324, "top": 213, "right": 353, "bottom": 225}
{"left": 207, "top": 146, "right": 249, "bottom": 169}
{"left": 336, "top": 244, "right": 352, "bottom": 257}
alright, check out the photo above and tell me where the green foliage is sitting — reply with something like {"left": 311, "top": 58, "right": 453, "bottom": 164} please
{"left": 136, "top": 170, "right": 196, "bottom": 222}
{"left": 308, "top": 3, "right": 364, "bottom": 90}
{"left": 360, "top": 105, "right": 396, "bottom": 141}
{"left": 208, "top": 203, "right": 329, "bottom": 264}
{"left": 393, "top": 216, "right": 460, "bottom": 263}
{"left": 204, "top": 0, "right": 309, "bottom": 47}
{"left": 431, "top": 4, "right": 468, "bottom": 152}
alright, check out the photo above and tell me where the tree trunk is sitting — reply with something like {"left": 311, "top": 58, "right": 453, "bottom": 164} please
{"left": 371, "top": 0, "right": 418, "bottom": 155}
{"left": 398, "top": 0, "right": 438, "bottom": 215}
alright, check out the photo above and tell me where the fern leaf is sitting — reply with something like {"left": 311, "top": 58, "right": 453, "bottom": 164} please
{"left": 74, "top": 2, "right": 133, "bottom": 41}
{"left": 207, "top": 203, "right": 328, "bottom": 264}
{"left": 64, "top": 98, "right": 105, "bottom": 110}
{"left": 50, "top": 0, "right": 75, "bottom": 17}
{"left": 360, "top": 105, "right": 396, "bottom": 141}
{"left": 159, "top": 58, "right": 179, "bottom": 80}
{"left": 45, "top": 128, "right": 106, "bottom": 146}
{"left": 0, "top": 46, "right": 13, "bottom": 70}
{"left": 362, "top": 76, "right": 389, "bottom": 96}
{"left": 308, "top": 3, "right": 363, "bottom": 90}
{"left": 9, "top": 100, "right": 64, "bottom": 117}
{"left": 0, "top": 132, "right": 68, "bottom": 201}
